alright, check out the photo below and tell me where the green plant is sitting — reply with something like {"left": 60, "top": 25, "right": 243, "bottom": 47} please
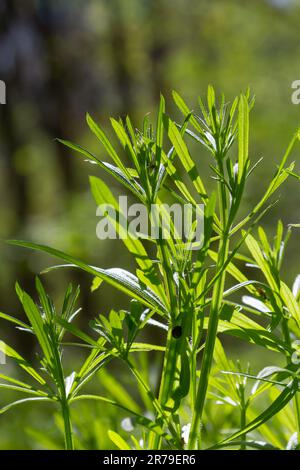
{"left": 0, "top": 280, "right": 81, "bottom": 449}
{"left": 2, "top": 87, "right": 300, "bottom": 450}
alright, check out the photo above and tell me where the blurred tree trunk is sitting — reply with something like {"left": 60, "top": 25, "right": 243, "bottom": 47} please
{"left": 148, "top": 0, "right": 171, "bottom": 100}
{"left": 107, "top": 0, "right": 134, "bottom": 117}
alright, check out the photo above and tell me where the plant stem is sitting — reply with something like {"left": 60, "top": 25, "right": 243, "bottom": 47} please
{"left": 157, "top": 329, "right": 179, "bottom": 408}
{"left": 240, "top": 392, "right": 247, "bottom": 450}
{"left": 281, "top": 317, "right": 300, "bottom": 440}
{"left": 148, "top": 214, "right": 180, "bottom": 449}
{"left": 127, "top": 358, "right": 182, "bottom": 448}
{"left": 61, "top": 399, "right": 74, "bottom": 450}
{"left": 294, "top": 394, "right": 300, "bottom": 440}
{"left": 188, "top": 236, "right": 229, "bottom": 449}
{"left": 50, "top": 328, "right": 74, "bottom": 450}
{"left": 149, "top": 329, "right": 180, "bottom": 449}
{"left": 188, "top": 169, "right": 229, "bottom": 450}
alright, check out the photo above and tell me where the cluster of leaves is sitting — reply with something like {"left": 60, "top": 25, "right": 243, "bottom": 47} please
{"left": 1, "top": 87, "right": 300, "bottom": 450}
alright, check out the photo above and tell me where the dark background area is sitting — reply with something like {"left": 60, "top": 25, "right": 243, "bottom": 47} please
{"left": 0, "top": 0, "right": 300, "bottom": 448}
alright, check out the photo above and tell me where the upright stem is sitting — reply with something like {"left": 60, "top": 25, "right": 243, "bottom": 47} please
{"left": 294, "top": 394, "right": 300, "bottom": 440}
{"left": 127, "top": 358, "right": 182, "bottom": 448}
{"left": 149, "top": 208, "right": 180, "bottom": 449}
{"left": 61, "top": 399, "right": 74, "bottom": 450}
{"left": 188, "top": 236, "right": 229, "bottom": 449}
{"left": 50, "top": 329, "right": 74, "bottom": 450}
{"left": 240, "top": 390, "right": 247, "bottom": 450}
{"left": 157, "top": 329, "right": 179, "bottom": 407}
{"left": 281, "top": 317, "right": 300, "bottom": 439}
{"left": 188, "top": 169, "right": 229, "bottom": 450}
{"left": 150, "top": 329, "right": 181, "bottom": 449}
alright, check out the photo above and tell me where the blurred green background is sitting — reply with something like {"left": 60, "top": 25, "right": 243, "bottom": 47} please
{"left": 1, "top": 0, "right": 300, "bottom": 448}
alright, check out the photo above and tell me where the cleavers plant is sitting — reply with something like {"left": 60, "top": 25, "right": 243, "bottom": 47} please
{"left": 2, "top": 87, "right": 300, "bottom": 450}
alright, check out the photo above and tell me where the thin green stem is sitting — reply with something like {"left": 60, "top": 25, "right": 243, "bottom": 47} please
{"left": 191, "top": 314, "right": 198, "bottom": 409}
{"left": 188, "top": 171, "right": 229, "bottom": 450}
{"left": 147, "top": 201, "right": 182, "bottom": 449}
{"left": 126, "top": 359, "right": 182, "bottom": 448}
{"left": 50, "top": 327, "right": 74, "bottom": 450}
{"left": 294, "top": 394, "right": 300, "bottom": 439}
{"left": 240, "top": 392, "right": 247, "bottom": 450}
{"left": 188, "top": 236, "right": 229, "bottom": 449}
{"left": 149, "top": 329, "right": 181, "bottom": 449}
{"left": 281, "top": 317, "right": 300, "bottom": 439}
{"left": 61, "top": 399, "right": 74, "bottom": 450}
{"left": 157, "top": 329, "right": 179, "bottom": 409}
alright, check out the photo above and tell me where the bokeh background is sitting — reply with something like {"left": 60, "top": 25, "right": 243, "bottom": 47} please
{"left": 1, "top": 0, "right": 300, "bottom": 449}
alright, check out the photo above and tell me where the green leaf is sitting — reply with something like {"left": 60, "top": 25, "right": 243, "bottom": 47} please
{"left": 54, "top": 316, "right": 101, "bottom": 348}
{"left": 72, "top": 395, "right": 173, "bottom": 443}
{"left": 212, "top": 380, "right": 297, "bottom": 449}
{"left": 110, "top": 118, "right": 140, "bottom": 171}
{"left": 0, "top": 373, "right": 37, "bottom": 390}
{"left": 214, "top": 338, "right": 239, "bottom": 402}
{"left": 244, "top": 232, "right": 277, "bottom": 291}
{"left": 8, "top": 240, "right": 167, "bottom": 315}
{"left": 163, "top": 115, "right": 207, "bottom": 198}
{"left": 231, "top": 132, "right": 299, "bottom": 235}
{"left": 208, "top": 250, "right": 256, "bottom": 295}
{"left": 108, "top": 430, "right": 131, "bottom": 450}
{"left": 0, "top": 341, "right": 46, "bottom": 385}
{"left": 70, "top": 342, "right": 110, "bottom": 396}
{"left": 86, "top": 113, "right": 130, "bottom": 176}
{"left": 156, "top": 94, "right": 165, "bottom": 153}
{"left": 280, "top": 282, "right": 300, "bottom": 328}
{"left": 99, "top": 369, "right": 140, "bottom": 413}
{"left": 0, "top": 383, "right": 49, "bottom": 397}
{"left": 125, "top": 115, "right": 137, "bottom": 147}
{"left": 0, "top": 397, "right": 52, "bottom": 415}
{"left": 90, "top": 176, "right": 167, "bottom": 305}
{"left": 0, "top": 312, "right": 31, "bottom": 330}
{"left": 237, "top": 95, "right": 249, "bottom": 184}
{"left": 214, "top": 440, "right": 278, "bottom": 450}
{"left": 203, "top": 314, "right": 289, "bottom": 354}
{"left": 91, "top": 277, "right": 103, "bottom": 292}
{"left": 129, "top": 342, "right": 165, "bottom": 352}
{"left": 35, "top": 277, "right": 53, "bottom": 323}
{"left": 57, "top": 139, "right": 144, "bottom": 200}
{"left": 160, "top": 150, "right": 197, "bottom": 205}
{"left": 15, "top": 283, "right": 53, "bottom": 365}
{"left": 172, "top": 90, "right": 204, "bottom": 135}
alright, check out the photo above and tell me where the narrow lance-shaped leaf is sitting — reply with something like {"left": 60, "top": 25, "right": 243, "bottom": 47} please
{"left": 0, "top": 311, "right": 31, "bottom": 330}
{"left": 280, "top": 282, "right": 300, "bottom": 328}
{"left": 237, "top": 95, "right": 249, "bottom": 184}
{"left": 243, "top": 232, "right": 278, "bottom": 291}
{"left": 231, "top": 131, "right": 300, "bottom": 235}
{"left": 163, "top": 115, "right": 207, "bottom": 198}
{"left": 72, "top": 394, "right": 174, "bottom": 443}
{"left": 86, "top": 113, "right": 132, "bottom": 178}
{"left": 8, "top": 241, "right": 167, "bottom": 315}
{"left": 55, "top": 316, "right": 102, "bottom": 348}
{"left": 99, "top": 369, "right": 141, "bottom": 414}
{"left": 156, "top": 94, "right": 165, "bottom": 158}
{"left": 90, "top": 176, "right": 168, "bottom": 306}
{"left": 15, "top": 284, "right": 53, "bottom": 365}
{"left": 172, "top": 90, "right": 204, "bottom": 136}
{"left": 0, "top": 342, "right": 46, "bottom": 385}
{"left": 108, "top": 430, "right": 131, "bottom": 450}
{"left": 0, "top": 397, "right": 53, "bottom": 415}
{"left": 211, "top": 380, "right": 297, "bottom": 449}
{"left": 57, "top": 138, "right": 144, "bottom": 201}
{"left": 110, "top": 118, "right": 140, "bottom": 171}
